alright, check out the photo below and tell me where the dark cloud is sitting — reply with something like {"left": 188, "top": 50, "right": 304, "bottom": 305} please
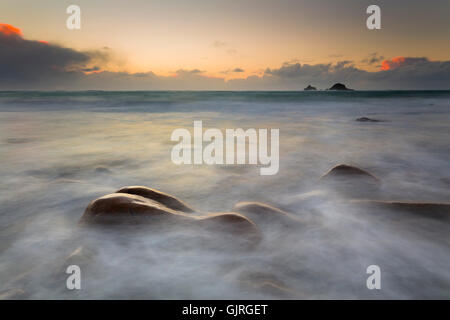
{"left": 81, "top": 66, "right": 101, "bottom": 72}
{"left": 175, "top": 69, "right": 204, "bottom": 77}
{"left": 265, "top": 62, "right": 333, "bottom": 78}
{"left": 260, "top": 58, "right": 450, "bottom": 90}
{"left": 0, "top": 24, "right": 106, "bottom": 89}
{"left": 221, "top": 68, "right": 245, "bottom": 74}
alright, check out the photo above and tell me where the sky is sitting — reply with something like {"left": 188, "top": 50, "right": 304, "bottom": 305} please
{"left": 1, "top": 0, "right": 450, "bottom": 90}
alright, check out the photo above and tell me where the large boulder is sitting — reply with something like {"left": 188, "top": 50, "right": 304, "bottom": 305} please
{"left": 79, "top": 188, "right": 259, "bottom": 240}
{"left": 116, "top": 186, "right": 195, "bottom": 213}
{"left": 80, "top": 193, "right": 181, "bottom": 225}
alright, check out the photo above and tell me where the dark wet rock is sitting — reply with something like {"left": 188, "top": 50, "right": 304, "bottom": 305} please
{"left": 356, "top": 117, "right": 383, "bottom": 122}
{"left": 327, "top": 83, "right": 353, "bottom": 91}
{"left": 304, "top": 85, "right": 317, "bottom": 91}
{"left": 116, "top": 186, "right": 195, "bottom": 213}
{"left": 351, "top": 200, "right": 450, "bottom": 222}
{"left": 95, "top": 166, "right": 112, "bottom": 174}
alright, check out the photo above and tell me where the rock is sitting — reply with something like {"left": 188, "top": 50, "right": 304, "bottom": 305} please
{"left": 233, "top": 201, "right": 300, "bottom": 228}
{"left": 356, "top": 117, "right": 383, "bottom": 122}
{"left": 197, "top": 212, "right": 260, "bottom": 240}
{"left": 80, "top": 189, "right": 259, "bottom": 239}
{"left": 304, "top": 85, "right": 317, "bottom": 91}
{"left": 327, "top": 83, "right": 353, "bottom": 91}
{"left": 95, "top": 166, "right": 112, "bottom": 174}
{"left": 238, "top": 271, "right": 302, "bottom": 298}
{"left": 79, "top": 193, "right": 179, "bottom": 225}
{"left": 0, "top": 288, "right": 26, "bottom": 300}
{"left": 63, "top": 246, "right": 96, "bottom": 268}
{"left": 116, "top": 186, "right": 194, "bottom": 213}
{"left": 350, "top": 200, "right": 450, "bottom": 222}
{"left": 321, "top": 164, "right": 378, "bottom": 181}
{"left": 319, "top": 164, "right": 380, "bottom": 198}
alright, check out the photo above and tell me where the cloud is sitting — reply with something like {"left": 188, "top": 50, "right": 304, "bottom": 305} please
{"left": 0, "top": 23, "right": 22, "bottom": 37}
{"left": 262, "top": 58, "right": 450, "bottom": 90}
{"left": 175, "top": 69, "right": 204, "bottom": 76}
{"left": 221, "top": 68, "right": 245, "bottom": 74}
{"left": 0, "top": 23, "right": 107, "bottom": 88}
{"left": 361, "top": 52, "right": 385, "bottom": 65}
{"left": 265, "top": 61, "right": 333, "bottom": 78}
{"left": 1, "top": 24, "right": 449, "bottom": 90}
{"left": 379, "top": 56, "right": 429, "bottom": 71}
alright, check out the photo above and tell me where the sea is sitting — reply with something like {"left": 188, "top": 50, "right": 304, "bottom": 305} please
{"left": 0, "top": 90, "right": 449, "bottom": 299}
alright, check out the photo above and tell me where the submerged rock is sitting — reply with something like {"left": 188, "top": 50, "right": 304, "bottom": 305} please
{"left": 356, "top": 117, "right": 383, "bottom": 122}
{"left": 95, "top": 166, "right": 112, "bottom": 174}
{"left": 233, "top": 201, "right": 300, "bottom": 228}
{"left": 319, "top": 164, "right": 380, "bottom": 198}
{"left": 0, "top": 288, "right": 26, "bottom": 300}
{"left": 238, "top": 271, "right": 302, "bottom": 298}
{"left": 351, "top": 200, "right": 450, "bottom": 222}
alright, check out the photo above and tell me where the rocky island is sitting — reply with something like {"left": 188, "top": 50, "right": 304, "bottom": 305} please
{"left": 327, "top": 83, "right": 353, "bottom": 91}
{"left": 304, "top": 85, "right": 317, "bottom": 91}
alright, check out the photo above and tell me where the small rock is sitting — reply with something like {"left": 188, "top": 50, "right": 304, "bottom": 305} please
{"left": 95, "top": 166, "right": 112, "bottom": 174}
{"left": 356, "top": 117, "right": 383, "bottom": 122}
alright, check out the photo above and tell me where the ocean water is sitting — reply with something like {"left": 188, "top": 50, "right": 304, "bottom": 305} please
{"left": 0, "top": 91, "right": 449, "bottom": 299}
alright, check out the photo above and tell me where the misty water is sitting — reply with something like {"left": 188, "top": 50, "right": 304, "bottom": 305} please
{"left": 0, "top": 91, "right": 449, "bottom": 299}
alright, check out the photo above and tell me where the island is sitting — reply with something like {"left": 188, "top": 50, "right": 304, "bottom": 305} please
{"left": 327, "top": 83, "right": 353, "bottom": 91}
{"left": 304, "top": 85, "right": 317, "bottom": 91}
